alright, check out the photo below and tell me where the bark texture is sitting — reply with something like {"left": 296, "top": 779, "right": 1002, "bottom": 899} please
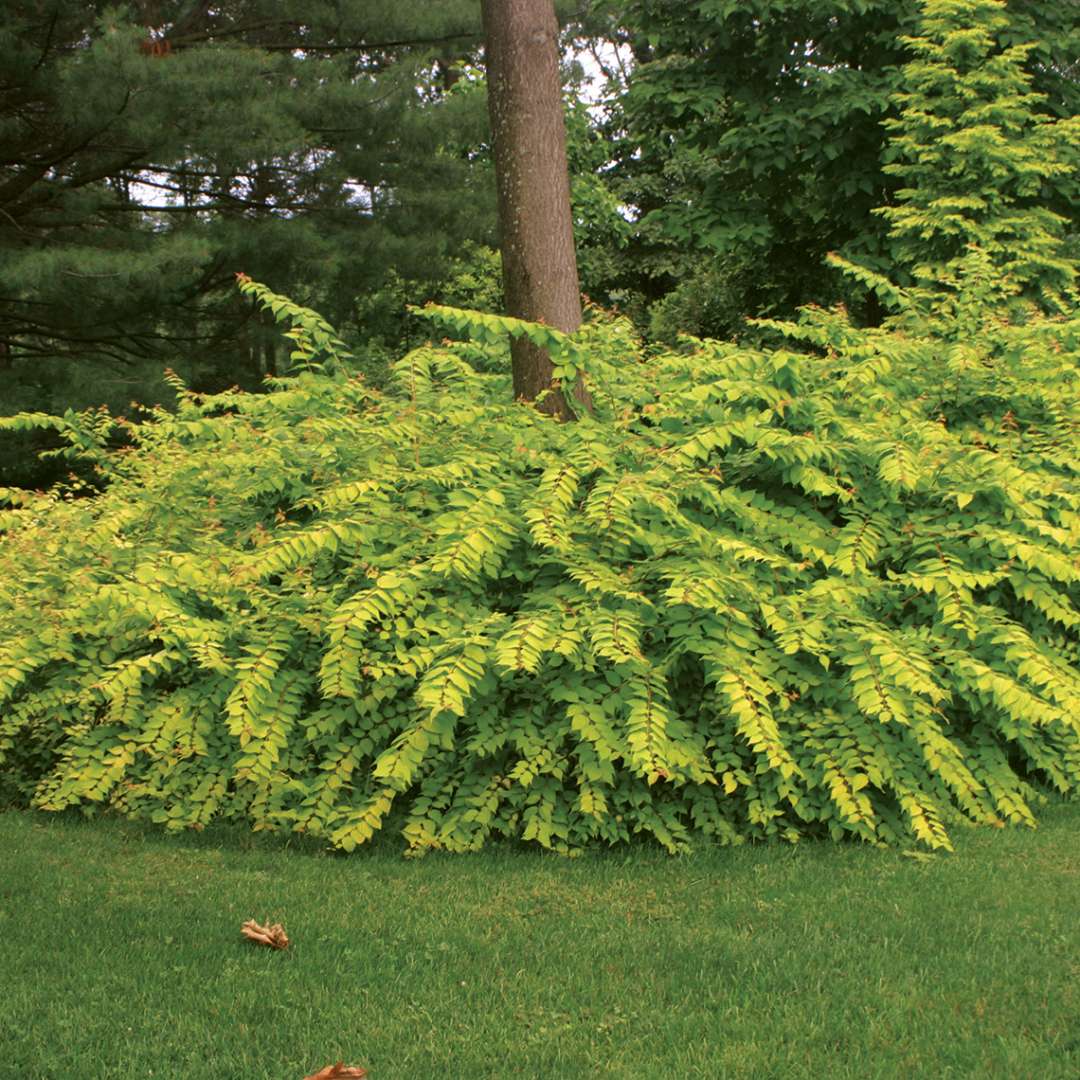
{"left": 482, "top": 0, "right": 591, "bottom": 419}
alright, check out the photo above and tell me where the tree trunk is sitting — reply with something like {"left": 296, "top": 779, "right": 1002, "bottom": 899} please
{"left": 481, "top": 0, "right": 591, "bottom": 420}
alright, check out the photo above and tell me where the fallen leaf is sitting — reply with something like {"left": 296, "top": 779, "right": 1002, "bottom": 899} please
{"left": 240, "top": 918, "right": 289, "bottom": 949}
{"left": 303, "top": 1063, "right": 368, "bottom": 1079}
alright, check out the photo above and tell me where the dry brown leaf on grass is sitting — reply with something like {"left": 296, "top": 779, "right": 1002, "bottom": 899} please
{"left": 240, "top": 918, "right": 289, "bottom": 949}
{"left": 303, "top": 1063, "right": 369, "bottom": 1079}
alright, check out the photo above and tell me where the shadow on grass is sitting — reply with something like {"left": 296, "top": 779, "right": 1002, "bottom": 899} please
{"left": 6, "top": 789, "right": 1076, "bottom": 870}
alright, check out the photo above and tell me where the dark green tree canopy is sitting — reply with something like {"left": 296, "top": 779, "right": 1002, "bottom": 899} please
{"left": 0, "top": 1, "right": 491, "bottom": 376}
{"left": 603, "top": 0, "right": 1079, "bottom": 336}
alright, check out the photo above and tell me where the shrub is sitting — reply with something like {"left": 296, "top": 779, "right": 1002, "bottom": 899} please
{"left": 0, "top": 276, "right": 1077, "bottom": 853}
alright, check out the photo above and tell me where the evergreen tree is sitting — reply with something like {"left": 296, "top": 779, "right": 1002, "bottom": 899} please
{"left": 0, "top": 1, "right": 490, "bottom": 386}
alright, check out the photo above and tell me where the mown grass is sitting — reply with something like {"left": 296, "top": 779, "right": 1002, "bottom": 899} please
{"left": 1, "top": 804, "right": 1078, "bottom": 1080}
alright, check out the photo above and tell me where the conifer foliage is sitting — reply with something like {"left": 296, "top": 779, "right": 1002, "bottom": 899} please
{"left": 0, "top": 271, "right": 1077, "bottom": 853}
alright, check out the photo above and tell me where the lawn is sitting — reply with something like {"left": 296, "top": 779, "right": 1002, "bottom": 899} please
{"left": 1, "top": 804, "right": 1078, "bottom": 1080}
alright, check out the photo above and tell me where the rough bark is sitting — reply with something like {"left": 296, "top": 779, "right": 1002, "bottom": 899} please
{"left": 481, "top": 0, "right": 591, "bottom": 420}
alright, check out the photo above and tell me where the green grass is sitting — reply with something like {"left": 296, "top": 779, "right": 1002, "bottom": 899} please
{"left": 1, "top": 805, "right": 1078, "bottom": 1080}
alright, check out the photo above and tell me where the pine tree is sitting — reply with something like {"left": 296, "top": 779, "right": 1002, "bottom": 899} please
{"left": 0, "top": 1, "right": 489, "bottom": 383}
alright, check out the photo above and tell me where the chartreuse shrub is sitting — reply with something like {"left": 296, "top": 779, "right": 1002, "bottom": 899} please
{"left": 1, "top": 273, "right": 1078, "bottom": 854}
{"left": 877, "top": 0, "right": 1078, "bottom": 306}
